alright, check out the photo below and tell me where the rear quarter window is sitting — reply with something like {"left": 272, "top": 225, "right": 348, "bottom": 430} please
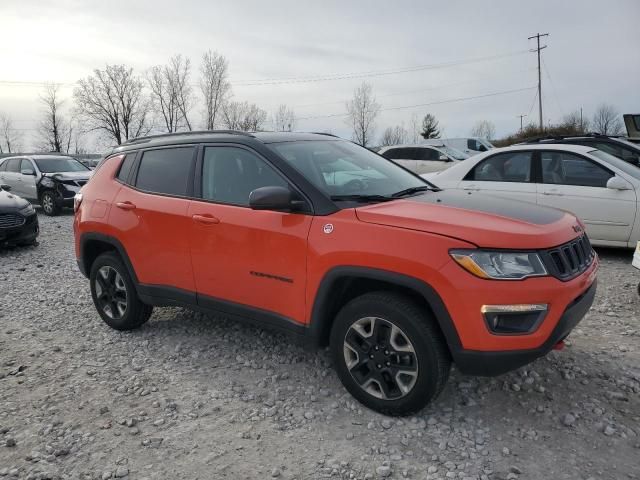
{"left": 116, "top": 153, "right": 136, "bottom": 183}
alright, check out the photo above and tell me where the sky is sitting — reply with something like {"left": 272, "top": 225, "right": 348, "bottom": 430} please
{"left": 1, "top": 0, "right": 639, "bottom": 151}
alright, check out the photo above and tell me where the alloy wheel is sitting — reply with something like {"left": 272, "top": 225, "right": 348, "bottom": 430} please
{"left": 42, "top": 194, "right": 54, "bottom": 214}
{"left": 94, "top": 266, "right": 128, "bottom": 319}
{"left": 343, "top": 316, "right": 418, "bottom": 400}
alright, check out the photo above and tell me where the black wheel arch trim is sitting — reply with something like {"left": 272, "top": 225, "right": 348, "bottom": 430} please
{"left": 78, "top": 233, "right": 140, "bottom": 287}
{"left": 309, "top": 266, "right": 463, "bottom": 353}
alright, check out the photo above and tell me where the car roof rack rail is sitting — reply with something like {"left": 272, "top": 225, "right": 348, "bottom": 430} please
{"left": 121, "top": 130, "right": 255, "bottom": 146}
{"left": 309, "top": 132, "right": 339, "bottom": 137}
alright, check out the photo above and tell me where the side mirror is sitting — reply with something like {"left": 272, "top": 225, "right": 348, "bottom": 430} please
{"left": 478, "top": 145, "right": 488, "bottom": 152}
{"left": 606, "top": 176, "right": 631, "bottom": 190}
{"left": 0, "top": 184, "right": 11, "bottom": 191}
{"left": 439, "top": 154, "right": 450, "bottom": 162}
{"left": 249, "top": 186, "right": 298, "bottom": 211}
{"left": 21, "top": 169, "right": 36, "bottom": 176}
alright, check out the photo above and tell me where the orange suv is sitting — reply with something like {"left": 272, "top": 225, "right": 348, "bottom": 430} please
{"left": 74, "top": 131, "right": 598, "bottom": 415}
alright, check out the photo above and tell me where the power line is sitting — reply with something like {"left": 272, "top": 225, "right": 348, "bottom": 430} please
{"left": 296, "top": 86, "right": 536, "bottom": 121}
{"left": 0, "top": 49, "right": 531, "bottom": 90}
{"left": 541, "top": 57, "right": 565, "bottom": 119}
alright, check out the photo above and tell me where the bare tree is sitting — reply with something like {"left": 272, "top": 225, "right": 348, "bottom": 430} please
{"left": 592, "top": 104, "right": 623, "bottom": 135}
{"left": 148, "top": 55, "right": 193, "bottom": 132}
{"left": 560, "top": 110, "right": 590, "bottom": 134}
{"left": 272, "top": 104, "right": 296, "bottom": 132}
{"left": 409, "top": 113, "right": 421, "bottom": 143}
{"left": 222, "top": 101, "right": 267, "bottom": 131}
{"left": 0, "top": 113, "right": 22, "bottom": 153}
{"left": 74, "top": 64, "right": 151, "bottom": 145}
{"left": 38, "top": 84, "right": 72, "bottom": 152}
{"left": 200, "top": 51, "right": 231, "bottom": 130}
{"left": 345, "top": 82, "right": 380, "bottom": 147}
{"left": 379, "top": 125, "right": 408, "bottom": 146}
{"left": 470, "top": 120, "right": 496, "bottom": 140}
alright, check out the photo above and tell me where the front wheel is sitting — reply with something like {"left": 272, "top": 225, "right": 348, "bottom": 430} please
{"left": 40, "top": 191, "right": 60, "bottom": 216}
{"left": 89, "top": 252, "right": 153, "bottom": 330}
{"left": 330, "top": 292, "right": 451, "bottom": 416}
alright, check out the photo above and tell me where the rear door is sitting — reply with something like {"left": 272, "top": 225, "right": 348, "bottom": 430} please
{"left": 1, "top": 159, "right": 22, "bottom": 195}
{"left": 536, "top": 150, "right": 636, "bottom": 243}
{"left": 457, "top": 150, "right": 537, "bottom": 203}
{"left": 109, "top": 146, "right": 197, "bottom": 294}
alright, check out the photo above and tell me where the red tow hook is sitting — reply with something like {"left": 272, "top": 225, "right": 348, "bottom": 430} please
{"left": 553, "top": 340, "right": 565, "bottom": 351}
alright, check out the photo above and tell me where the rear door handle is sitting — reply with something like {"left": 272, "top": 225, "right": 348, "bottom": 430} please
{"left": 116, "top": 201, "right": 136, "bottom": 210}
{"left": 543, "top": 189, "right": 563, "bottom": 196}
{"left": 192, "top": 214, "right": 220, "bottom": 225}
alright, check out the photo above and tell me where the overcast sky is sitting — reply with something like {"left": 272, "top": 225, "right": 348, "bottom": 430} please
{"left": 1, "top": 0, "right": 639, "bottom": 151}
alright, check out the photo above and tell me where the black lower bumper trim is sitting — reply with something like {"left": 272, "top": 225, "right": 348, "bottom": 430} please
{"left": 453, "top": 279, "right": 597, "bottom": 376}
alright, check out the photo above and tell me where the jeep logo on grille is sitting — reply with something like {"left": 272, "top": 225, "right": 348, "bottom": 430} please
{"left": 572, "top": 225, "right": 583, "bottom": 233}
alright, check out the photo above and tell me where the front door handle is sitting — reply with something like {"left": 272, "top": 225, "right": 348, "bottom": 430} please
{"left": 116, "top": 201, "right": 136, "bottom": 210}
{"left": 192, "top": 214, "right": 220, "bottom": 225}
{"left": 463, "top": 184, "right": 479, "bottom": 190}
{"left": 543, "top": 189, "right": 563, "bottom": 196}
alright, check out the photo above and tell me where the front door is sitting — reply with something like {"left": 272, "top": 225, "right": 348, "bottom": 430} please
{"left": 415, "top": 147, "right": 450, "bottom": 174}
{"left": 457, "top": 150, "right": 537, "bottom": 204}
{"left": 19, "top": 159, "right": 38, "bottom": 200}
{"left": 0, "top": 158, "right": 22, "bottom": 196}
{"left": 537, "top": 151, "right": 636, "bottom": 243}
{"left": 188, "top": 145, "right": 312, "bottom": 324}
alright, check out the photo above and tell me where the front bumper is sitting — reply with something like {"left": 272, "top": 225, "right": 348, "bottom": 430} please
{"left": 453, "top": 279, "right": 596, "bottom": 376}
{"left": 0, "top": 213, "right": 39, "bottom": 246}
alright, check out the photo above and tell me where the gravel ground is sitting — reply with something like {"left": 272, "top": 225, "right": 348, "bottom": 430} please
{"left": 1, "top": 211, "right": 639, "bottom": 480}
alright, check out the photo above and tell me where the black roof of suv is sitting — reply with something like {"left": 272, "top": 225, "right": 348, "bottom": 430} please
{"left": 521, "top": 133, "right": 640, "bottom": 166}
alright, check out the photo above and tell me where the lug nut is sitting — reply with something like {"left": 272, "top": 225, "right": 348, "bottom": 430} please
{"left": 386, "top": 361, "right": 390, "bottom": 366}
{"left": 377, "top": 364, "right": 382, "bottom": 369}
{"left": 374, "top": 346, "right": 379, "bottom": 351}
{"left": 384, "top": 350, "right": 389, "bottom": 355}
{"left": 369, "top": 354, "right": 374, "bottom": 359}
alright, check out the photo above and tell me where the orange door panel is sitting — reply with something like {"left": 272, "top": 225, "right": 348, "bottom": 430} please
{"left": 110, "top": 186, "right": 195, "bottom": 291}
{"left": 188, "top": 200, "right": 312, "bottom": 323}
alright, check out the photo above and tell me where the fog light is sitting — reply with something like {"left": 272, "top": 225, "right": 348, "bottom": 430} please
{"left": 481, "top": 304, "right": 548, "bottom": 334}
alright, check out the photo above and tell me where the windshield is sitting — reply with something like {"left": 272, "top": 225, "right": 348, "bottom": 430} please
{"left": 34, "top": 157, "right": 89, "bottom": 173}
{"left": 269, "top": 140, "right": 432, "bottom": 199}
{"left": 589, "top": 150, "right": 640, "bottom": 180}
{"left": 438, "top": 146, "right": 469, "bottom": 160}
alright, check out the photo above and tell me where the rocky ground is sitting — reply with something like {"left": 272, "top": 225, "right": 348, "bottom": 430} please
{"left": 1, "top": 211, "right": 638, "bottom": 480}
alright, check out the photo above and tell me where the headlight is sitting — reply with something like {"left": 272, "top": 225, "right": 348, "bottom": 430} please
{"left": 450, "top": 250, "right": 547, "bottom": 280}
{"left": 18, "top": 203, "right": 35, "bottom": 216}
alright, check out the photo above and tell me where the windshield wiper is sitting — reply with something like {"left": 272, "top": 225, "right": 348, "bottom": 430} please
{"left": 330, "top": 194, "right": 395, "bottom": 203}
{"left": 390, "top": 185, "right": 435, "bottom": 197}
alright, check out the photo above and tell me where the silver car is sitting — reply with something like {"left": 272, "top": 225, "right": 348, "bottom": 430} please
{"left": 0, "top": 155, "right": 91, "bottom": 216}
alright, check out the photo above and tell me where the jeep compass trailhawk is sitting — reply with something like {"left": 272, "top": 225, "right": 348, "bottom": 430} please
{"left": 74, "top": 131, "right": 598, "bottom": 415}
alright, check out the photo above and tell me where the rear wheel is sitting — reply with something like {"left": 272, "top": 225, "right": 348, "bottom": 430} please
{"left": 40, "top": 190, "right": 60, "bottom": 216}
{"left": 330, "top": 292, "right": 451, "bottom": 416}
{"left": 89, "top": 252, "right": 152, "bottom": 330}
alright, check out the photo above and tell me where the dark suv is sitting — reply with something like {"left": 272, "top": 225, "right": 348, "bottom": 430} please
{"left": 523, "top": 133, "right": 640, "bottom": 166}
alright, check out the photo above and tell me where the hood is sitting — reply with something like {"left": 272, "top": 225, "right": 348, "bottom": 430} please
{"left": 0, "top": 189, "right": 29, "bottom": 213}
{"left": 355, "top": 190, "right": 581, "bottom": 249}
{"left": 44, "top": 171, "right": 91, "bottom": 181}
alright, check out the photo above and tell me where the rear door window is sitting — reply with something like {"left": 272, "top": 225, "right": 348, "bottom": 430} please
{"left": 466, "top": 152, "right": 532, "bottom": 182}
{"left": 5, "top": 159, "right": 21, "bottom": 173}
{"left": 134, "top": 147, "right": 195, "bottom": 196}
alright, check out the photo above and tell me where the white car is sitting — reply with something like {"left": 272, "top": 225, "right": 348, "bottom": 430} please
{"left": 422, "top": 137, "right": 495, "bottom": 155}
{"left": 423, "top": 144, "right": 640, "bottom": 248}
{"left": 378, "top": 144, "right": 469, "bottom": 174}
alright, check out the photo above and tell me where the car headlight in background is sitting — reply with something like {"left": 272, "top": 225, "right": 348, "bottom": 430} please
{"left": 450, "top": 250, "right": 547, "bottom": 280}
{"left": 18, "top": 203, "right": 35, "bottom": 216}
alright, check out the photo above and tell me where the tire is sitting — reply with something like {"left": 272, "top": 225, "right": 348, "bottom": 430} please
{"left": 330, "top": 292, "right": 451, "bottom": 416}
{"left": 89, "top": 252, "right": 153, "bottom": 331}
{"left": 40, "top": 190, "right": 60, "bottom": 216}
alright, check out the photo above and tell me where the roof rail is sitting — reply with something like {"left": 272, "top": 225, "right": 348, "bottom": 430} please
{"left": 309, "top": 132, "right": 339, "bottom": 138}
{"left": 121, "top": 130, "right": 255, "bottom": 146}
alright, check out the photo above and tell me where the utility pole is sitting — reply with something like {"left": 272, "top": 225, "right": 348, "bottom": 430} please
{"left": 528, "top": 33, "right": 549, "bottom": 132}
{"left": 517, "top": 114, "right": 527, "bottom": 132}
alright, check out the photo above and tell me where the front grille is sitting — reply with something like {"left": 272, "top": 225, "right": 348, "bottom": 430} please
{"left": 0, "top": 213, "right": 26, "bottom": 228}
{"left": 541, "top": 234, "right": 594, "bottom": 281}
